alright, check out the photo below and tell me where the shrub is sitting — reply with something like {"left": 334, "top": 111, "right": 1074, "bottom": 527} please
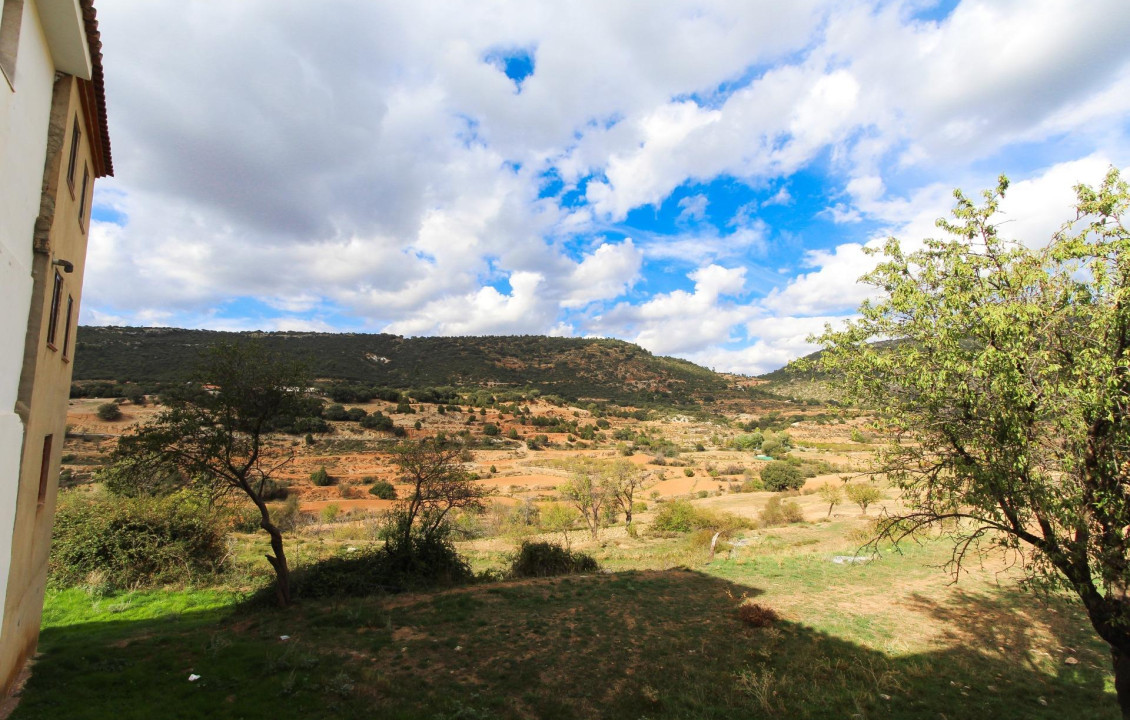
{"left": 732, "top": 432, "right": 763, "bottom": 451}
{"left": 289, "top": 524, "right": 472, "bottom": 598}
{"left": 272, "top": 495, "right": 304, "bottom": 533}
{"left": 368, "top": 480, "right": 397, "bottom": 499}
{"left": 260, "top": 477, "right": 290, "bottom": 501}
{"left": 96, "top": 403, "right": 122, "bottom": 421}
{"left": 683, "top": 468, "right": 695, "bottom": 477}
{"left": 759, "top": 496, "right": 804, "bottom": 527}
{"left": 482, "top": 423, "right": 500, "bottom": 436}
{"left": 508, "top": 542, "right": 598, "bottom": 578}
{"left": 320, "top": 503, "right": 341, "bottom": 523}
{"left": 631, "top": 500, "right": 648, "bottom": 513}
{"left": 49, "top": 492, "right": 227, "bottom": 589}
{"left": 324, "top": 404, "right": 349, "bottom": 421}
{"left": 360, "top": 412, "right": 394, "bottom": 431}
{"left": 737, "top": 602, "right": 780, "bottom": 628}
{"left": 310, "top": 466, "right": 333, "bottom": 486}
{"left": 652, "top": 500, "right": 750, "bottom": 534}
{"left": 760, "top": 461, "right": 804, "bottom": 492}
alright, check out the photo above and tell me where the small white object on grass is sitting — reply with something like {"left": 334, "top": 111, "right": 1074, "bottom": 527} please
{"left": 188, "top": 674, "right": 201, "bottom": 682}
{"left": 831, "top": 555, "right": 874, "bottom": 564}
{"left": 280, "top": 635, "right": 291, "bottom": 641}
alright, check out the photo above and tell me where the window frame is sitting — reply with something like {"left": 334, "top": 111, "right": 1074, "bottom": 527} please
{"left": 77, "top": 163, "right": 89, "bottom": 232}
{"left": 46, "top": 270, "right": 62, "bottom": 349}
{"left": 66, "top": 114, "right": 81, "bottom": 195}
{"left": 62, "top": 294, "right": 74, "bottom": 360}
{"left": 37, "top": 434, "right": 53, "bottom": 507}
{"left": 0, "top": 0, "right": 24, "bottom": 89}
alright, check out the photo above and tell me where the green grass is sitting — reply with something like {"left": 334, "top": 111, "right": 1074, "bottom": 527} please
{"left": 13, "top": 532, "right": 1118, "bottom": 719}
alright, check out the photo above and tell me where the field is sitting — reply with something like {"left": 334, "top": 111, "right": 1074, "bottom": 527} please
{"left": 14, "top": 394, "right": 1119, "bottom": 718}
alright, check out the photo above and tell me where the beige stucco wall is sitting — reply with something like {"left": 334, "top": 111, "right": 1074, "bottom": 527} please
{"left": 0, "top": 0, "right": 57, "bottom": 681}
{"left": 0, "top": 70, "right": 94, "bottom": 696}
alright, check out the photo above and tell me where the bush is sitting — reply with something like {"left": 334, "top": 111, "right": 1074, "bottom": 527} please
{"left": 96, "top": 403, "right": 122, "bottom": 421}
{"left": 740, "top": 478, "right": 763, "bottom": 492}
{"left": 760, "top": 461, "right": 804, "bottom": 492}
{"left": 508, "top": 542, "right": 598, "bottom": 578}
{"left": 260, "top": 477, "right": 290, "bottom": 501}
{"left": 272, "top": 495, "right": 304, "bottom": 533}
{"left": 759, "top": 496, "right": 804, "bottom": 527}
{"left": 323, "top": 404, "right": 349, "bottom": 421}
{"left": 651, "top": 500, "right": 750, "bottom": 534}
{"left": 737, "top": 602, "right": 780, "bottom": 628}
{"left": 320, "top": 503, "right": 341, "bottom": 523}
{"left": 360, "top": 412, "right": 394, "bottom": 431}
{"left": 683, "top": 468, "right": 695, "bottom": 477}
{"left": 310, "top": 466, "right": 333, "bottom": 486}
{"left": 368, "top": 480, "right": 397, "bottom": 499}
{"left": 49, "top": 492, "right": 227, "bottom": 589}
{"left": 289, "top": 523, "right": 472, "bottom": 598}
{"left": 482, "top": 423, "right": 500, "bottom": 436}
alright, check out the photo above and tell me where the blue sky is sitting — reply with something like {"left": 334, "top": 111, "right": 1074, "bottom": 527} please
{"left": 84, "top": 0, "right": 1130, "bottom": 374}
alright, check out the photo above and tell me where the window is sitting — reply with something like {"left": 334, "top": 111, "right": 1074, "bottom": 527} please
{"left": 67, "top": 115, "right": 81, "bottom": 192}
{"left": 0, "top": 0, "right": 23, "bottom": 86}
{"left": 38, "top": 434, "right": 53, "bottom": 506}
{"left": 62, "top": 295, "right": 74, "bottom": 359}
{"left": 77, "top": 164, "right": 89, "bottom": 231}
{"left": 46, "top": 270, "right": 62, "bottom": 348}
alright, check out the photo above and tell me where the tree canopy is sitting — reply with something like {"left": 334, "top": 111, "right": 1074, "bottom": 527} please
{"left": 108, "top": 341, "right": 310, "bottom": 606}
{"left": 815, "top": 168, "right": 1130, "bottom": 716}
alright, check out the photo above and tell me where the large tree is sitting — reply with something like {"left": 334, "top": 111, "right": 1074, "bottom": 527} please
{"left": 815, "top": 169, "right": 1130, "bottom": 716}
{"left": 108, "top": 341, "right": 310, "bottom": 606}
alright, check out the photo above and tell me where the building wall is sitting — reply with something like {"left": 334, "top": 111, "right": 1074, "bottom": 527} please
{"left": 0, "top": 0, "right": 56, "bottom": 673}
{"left": 0, "top": 0, "right": 97, "bottom": 696}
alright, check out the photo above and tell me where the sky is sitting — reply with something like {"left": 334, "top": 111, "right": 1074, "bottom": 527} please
{"left": 83, "top": 0, "right": 1130, "bottom": 375}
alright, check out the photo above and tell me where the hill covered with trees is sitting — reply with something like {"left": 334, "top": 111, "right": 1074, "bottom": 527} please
{"left": 73, "top": 326, "right": 737, "bottom": 407}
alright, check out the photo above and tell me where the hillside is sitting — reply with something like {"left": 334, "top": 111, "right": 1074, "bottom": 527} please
{"left": 755, "top": 349, "right": 841, "bottom": 403}
{"left": 73, "top": 326, "right": 734, "bottom": 407}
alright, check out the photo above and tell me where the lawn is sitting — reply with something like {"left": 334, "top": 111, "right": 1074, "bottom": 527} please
{"left": 10, "top": 527, "right": 1117, "bottom": 719}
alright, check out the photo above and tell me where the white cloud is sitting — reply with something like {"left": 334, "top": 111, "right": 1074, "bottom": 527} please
{"left": 81, "top": 0, "right": 1130, "bottom": 377}
{"left": 560, "top": 240, "right": 643, "bottom": 308}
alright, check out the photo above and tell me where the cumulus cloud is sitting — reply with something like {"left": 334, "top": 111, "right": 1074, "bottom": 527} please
{"left": 81, "top": 0, "right": 1130, "bottom": 376}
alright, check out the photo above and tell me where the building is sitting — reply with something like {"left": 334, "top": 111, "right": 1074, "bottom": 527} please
{"left": 0, "top": 0, "right": 111, "bottom": 697}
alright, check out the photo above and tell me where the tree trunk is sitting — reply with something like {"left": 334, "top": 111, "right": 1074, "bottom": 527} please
{"left": 255, "top": 500, "right": 291, "bottom": 607}
{"left": 1112, "top": 645, "right": 1130, "bottom": 719}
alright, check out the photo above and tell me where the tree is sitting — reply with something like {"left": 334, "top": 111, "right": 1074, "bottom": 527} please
{"left": 558, "top": 460, "right": 609, "bottom": 539}
{"left": 818, "top": 484, "right": 843, "bottom": 517}
{"left": 760, "top": 461, "right": 803, "bottom": 491}
{"left": 814, "top": 168, "right": 1130, "bottom": 716}
{"left": 844, "top": 482, "right": 882, "bottom": 515}
{"left": 541, "top": 502, "right": 580, "bottom": 550}
{"left": 603, "top": 459, "right": 647, "bottom": 527}
{"left": 390, "top": 437, "right": 488, "bottom": 549}
{"left": 107, "top": 341, "right": 310, "bottom": 606}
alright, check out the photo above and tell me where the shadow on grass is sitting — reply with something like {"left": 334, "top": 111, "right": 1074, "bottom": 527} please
{"left": 10, "top": 570, "right": 1118, "bottom": 720}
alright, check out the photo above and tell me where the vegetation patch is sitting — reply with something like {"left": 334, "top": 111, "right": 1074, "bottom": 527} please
{"left": 508, "top": 541, "right": 599, "bottom": 578}
{"left": 49, "top": 491, "right": 227, "bottom": 590}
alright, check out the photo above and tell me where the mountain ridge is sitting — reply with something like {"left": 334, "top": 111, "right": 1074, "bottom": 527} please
{"left": 73, "top": 326, "right": 743, "bottom": 407}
